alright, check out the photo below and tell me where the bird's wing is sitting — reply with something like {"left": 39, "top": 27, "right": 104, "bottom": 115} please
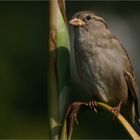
{"left": 124, "top": 71, "right": 139, "bottom": 119}
{"left": 122, "top": 45, "right": 139, "bottom": 119}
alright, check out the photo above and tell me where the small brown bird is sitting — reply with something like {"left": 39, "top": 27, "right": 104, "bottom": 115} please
{"left": 69, "top": 11, "right": 140, "bottom": 131}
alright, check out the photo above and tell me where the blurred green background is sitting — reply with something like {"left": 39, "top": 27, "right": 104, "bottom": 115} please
{"left": 66, "top": 1, "right": 140, "bottom": 139}
{"left": 0, "top": 1, "right": 49, "bottom": 138}
{"left": 1, "top": 0, "right": 140, "bottom": 139}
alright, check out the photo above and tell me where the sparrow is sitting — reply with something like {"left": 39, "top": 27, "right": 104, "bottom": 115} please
{"left": 69, "top": 11, "right": 140, "bottom": 131}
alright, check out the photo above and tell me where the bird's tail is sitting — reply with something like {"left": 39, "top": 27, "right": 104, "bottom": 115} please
{"left": 136, "top": 118, "right": 140, "bottom": 126}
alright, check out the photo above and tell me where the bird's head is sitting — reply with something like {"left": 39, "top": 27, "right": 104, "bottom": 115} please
{"left": 69, "top": 11, "right": 108, "bottom": 32}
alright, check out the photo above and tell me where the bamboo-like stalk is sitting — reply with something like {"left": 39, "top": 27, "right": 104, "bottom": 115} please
{"left": 57, "top": 0, "right": 70, "bottom": 123}
{"left": 48, "top": 0, "right": 70, "bottom": 139}
{"left": 48, "top": 0, "right": 59, "bottom": 139}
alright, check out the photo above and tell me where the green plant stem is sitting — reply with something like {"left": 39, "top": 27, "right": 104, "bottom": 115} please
{"left": 62, "top": 102, "right": 140, "bottom": 140}
{"left": 48, "top": 0, "right": 59, "bottom": 139}
{"left": 97, "top": 102, "right": 140, "bottom": 140}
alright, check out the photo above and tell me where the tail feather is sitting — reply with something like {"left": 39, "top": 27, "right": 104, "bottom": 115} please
{"left": 136, "top": 118, "right": 140, "bottom": 127}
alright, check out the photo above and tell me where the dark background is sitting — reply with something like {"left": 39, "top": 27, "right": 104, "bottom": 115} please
{"left": 66, "top": 1, "right": 140, "bottom": 139}
{"left": 0, "top": 1, "right": 49, "bottom": 138}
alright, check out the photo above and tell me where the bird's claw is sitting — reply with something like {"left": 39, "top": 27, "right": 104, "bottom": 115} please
{"left": 88, "top": 100, "right": 98, "bottom": 112}
{"left": 112, "top": 106, "right": 120, "bottom": 120}
{"left": 73, "top": 113, "right": 78, "bottom": 125}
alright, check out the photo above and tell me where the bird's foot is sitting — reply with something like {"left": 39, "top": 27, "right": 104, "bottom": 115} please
{"left": 88, "top": 100, "right": 98, "bottom": 112}
{"left": 111, "top": 104, "right": 121, "bottom": 119}
{"left": 73, "top": 113, "right": 79, "bottom": 125}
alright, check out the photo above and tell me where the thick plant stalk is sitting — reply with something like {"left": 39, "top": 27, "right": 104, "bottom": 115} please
{"left": 48, "top": 0, "right": 70, "bottom": 139}
{"left": 48, "top": 0, "right": 59, "bottom": 139}
{"left": 57, "top": 0, "right": 70, "bottom": 123}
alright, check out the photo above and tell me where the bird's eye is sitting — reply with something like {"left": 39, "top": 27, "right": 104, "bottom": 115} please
{"left": 86, "top": 15, "right": 91, "bottom": 20}
{"left": 76, "top": 15, "right": 80, "bottom": 19}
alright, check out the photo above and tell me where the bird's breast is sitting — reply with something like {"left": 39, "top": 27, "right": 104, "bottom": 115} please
{"left": 74, "top": 40, "right": 127, "bottom": 105}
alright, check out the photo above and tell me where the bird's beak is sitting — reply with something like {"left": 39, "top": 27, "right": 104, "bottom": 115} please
{"left": 69, "top": 18, "right": 86, "bottom": 27}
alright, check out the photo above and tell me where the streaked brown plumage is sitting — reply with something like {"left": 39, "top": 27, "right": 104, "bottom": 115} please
{"left": 69, "top": 11, "right": 140, "bottom": 129}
